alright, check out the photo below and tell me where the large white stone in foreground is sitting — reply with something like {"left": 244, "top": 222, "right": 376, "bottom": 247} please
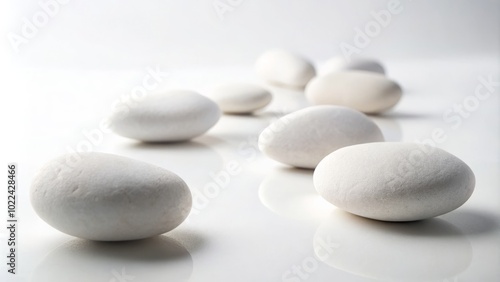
{"left": 31, "top": 152, "right": 192, "bottom": 241}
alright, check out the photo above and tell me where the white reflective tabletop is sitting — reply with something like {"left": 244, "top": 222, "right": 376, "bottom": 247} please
{"left": 1, "top": 57, "right": 499, "bottom": 282}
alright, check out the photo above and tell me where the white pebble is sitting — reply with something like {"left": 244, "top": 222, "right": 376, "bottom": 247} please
{"left": 258, "top": 105, "right": 384, "bottom": 169}
{"left": 305, "top": 71, "right": 402, "bottom": 114}
{"left": 255, "top": 49, "right": 316, "bottom": 88}
{"left": 110, "top": 90, "right": 221, "bottom": 142}
{"left": 314, "top": 143, "right": 475, "bottom": 221}
{"left": 30, "top": 152, "right": 192, "bottom": 241}
{"left": 211, "top": 83, "right": 272, "bottom": 114}
{"left": 320, "top": 57, "right": 385, "bottom": 75}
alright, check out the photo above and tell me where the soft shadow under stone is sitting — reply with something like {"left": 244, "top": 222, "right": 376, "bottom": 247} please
{"left": 314, "top": 209, "right": 473, "bottom": 281}
{"left": 32, "top": 235, "right": 193, "bottom": 282}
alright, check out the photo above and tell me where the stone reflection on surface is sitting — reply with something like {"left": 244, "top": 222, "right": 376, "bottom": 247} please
{"left": 259, "top": 167, "right": 332, "bottom": 221}
{"left": 33, "top": 235, "right": 193, "bottom": 282}
{"left": 314, "top": 209, "right": 472, "bottom": 281}
{"left": 115, "top": 138, "right": 224, "bottom": 190}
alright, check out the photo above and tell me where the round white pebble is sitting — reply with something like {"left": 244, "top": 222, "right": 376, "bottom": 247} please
{"left": 314, "top": 142, "right": 475, "bottom": 221}
{"left": 258, "top": 105, "right": 384, "bottom": 169}
{"left": 211, "top": 83, "right": 272, "bottom": 114}
{"left": 255, "top": 49, "right": 316, "bottom": 88}
{"left": 30, "top": 152, "right": 192, "bottom": 241}
{"left": 305, "top": 71, "right": 402, "bottom": 114}
{"left": 320, "top": 57, "right": 385, "bottom": 75}
{"left": 110, "top": 90, "right": 221, "bottom": 142}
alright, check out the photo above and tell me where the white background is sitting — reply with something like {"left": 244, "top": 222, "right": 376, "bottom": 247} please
{"left": 1, "top": 1, "right": 499, "bottom": 282}
{"left": 1, "top": 0, "right": 499, "bottom": 67}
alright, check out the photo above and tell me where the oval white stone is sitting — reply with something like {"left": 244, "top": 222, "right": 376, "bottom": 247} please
{"left": 211, "top": 83, "right": 272, "bottom": 114}
{"left": 314, "top": 142, "right": 475, "bottom": 221}
{"left": 110, "top": 90, "right": 221, "bottom": 142}
{"left": 305, "top": 71, "right": 402, "bottom": 114}
{"left": 30, "top": 152, "right": 192, "bottom": 241}
{"left": 258, "top": 105, "right": 384, "bottom": 169}
{"left": 255, "top": 49, "right": 316, "bottom": 88}
{"left": 320, "top": 57, "right": 385, "bottom": 75}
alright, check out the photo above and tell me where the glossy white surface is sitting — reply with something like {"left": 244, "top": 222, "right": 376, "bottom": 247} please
{"left": 1, "top": 57, "right": 499, "bottom": 281}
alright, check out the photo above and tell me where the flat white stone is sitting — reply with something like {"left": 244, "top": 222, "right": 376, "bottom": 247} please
{"left": 255, "top": 49, "right": 316, "bottom": 88}
{"left": 110, "top": 90, "right": 221, "bottom": 142}
{"left": 258, "top": 105, "right": 384, "bottom": 169}
{"left": 320, "top": 57, "right": 385, "bottom": 75}
{"left": 314, "top": 142, "right": 475, "bottom": 221}
{"left": 305, "top": 71, "right": 402, "bottom": 114}
{"left": 211, "top": 83, "right": 272, "bottom": 114}
{"left": 30, "top": 152, "right": 192, "bottom": 241}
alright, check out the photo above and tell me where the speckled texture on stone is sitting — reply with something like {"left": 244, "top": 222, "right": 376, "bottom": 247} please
{"left": 314, "top": 142, "right": 475, "bottom": 221}
{"left": 110, "top": 90, "right": 221, "bottom": 142}
{"left": 30, "top": 152, "right": 192, "bottom": 241}
{"left": 258, "top": 105, "right": 384, "bottom": 169}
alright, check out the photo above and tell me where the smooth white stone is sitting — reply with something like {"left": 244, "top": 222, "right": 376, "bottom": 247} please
{"left": 314, "top": 142, "right": 475, "bottom": 221}
{"left": 255, "top": 49, "right": 316, "bottom": 88}
{"left": 305, "top": 71, "right": 402, "bottom": 114}
{"left": 110, "top": 90, "right": 221, "bottom": 142}
{"left": 211, "top": 83, "right": 272, "bottom": 114}
{"left": 320, "top": 57, "right": 385, "bottom": 75}
{"left": 258, "top": 105, "right": 384, "bottom": 169}
{"left": 30, "top": 152, "right": 192, "bottom": 241}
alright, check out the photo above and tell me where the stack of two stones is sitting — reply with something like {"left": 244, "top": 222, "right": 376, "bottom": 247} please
{"left": 256, "top": 49, "right": 475, "bottom": 222}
